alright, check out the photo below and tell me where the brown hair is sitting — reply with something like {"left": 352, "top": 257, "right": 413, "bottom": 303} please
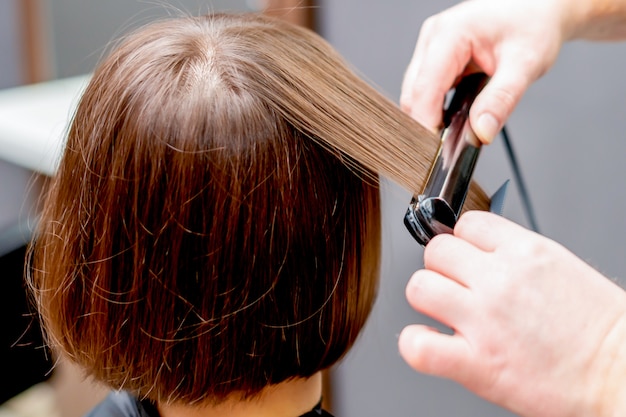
{"left": 29, "top": 13, "right": 489, "bottom": 405}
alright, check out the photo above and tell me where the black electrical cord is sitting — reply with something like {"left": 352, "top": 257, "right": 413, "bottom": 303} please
{"left": 500, "top": 126, "right": 540, "bottom": 233}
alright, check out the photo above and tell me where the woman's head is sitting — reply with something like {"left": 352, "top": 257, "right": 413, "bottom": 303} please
{"left": 29, "top": 13, "right": 488, "bottom": 405}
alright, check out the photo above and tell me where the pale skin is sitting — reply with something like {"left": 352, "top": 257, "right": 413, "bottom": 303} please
{"left": 400, "top": 0, "right": 626, "bottom": 415}
{"left": 399, "top": 212, "right": 626, "bottom": 417}
{"left": 400, "top": 0, "right": 626, "bottom": 143}
{"left": 158, "top": 372, "right": 321, "bottom": 417}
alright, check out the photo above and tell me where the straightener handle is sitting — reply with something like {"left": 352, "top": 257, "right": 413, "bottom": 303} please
{"left": 404, "top": 73, "right": 489, "bottom": 246}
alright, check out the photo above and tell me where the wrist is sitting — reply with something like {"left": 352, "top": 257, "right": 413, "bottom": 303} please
{"left": 563, "top": 0, "right": 626, "bottom": 41}
{"left": 558, "top": 0, "right": 596, "bottom": 41}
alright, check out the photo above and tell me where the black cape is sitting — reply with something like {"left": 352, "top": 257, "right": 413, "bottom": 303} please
{"left": 85, "top": 391, "right": 334, "bottom": 417}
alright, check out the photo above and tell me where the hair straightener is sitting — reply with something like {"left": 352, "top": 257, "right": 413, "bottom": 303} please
{"left": 404, "top": 72, "right": 540, "bottom": 246}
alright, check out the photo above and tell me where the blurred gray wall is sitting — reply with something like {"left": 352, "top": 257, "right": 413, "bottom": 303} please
{"left": 46, "top": 0, "right": 255, "bottom": 78}
{"left": 319, "top": 1, "right": 626, "bottom": 417}
{"left": 0, "top": 0, "right": 21, "bottom": 89}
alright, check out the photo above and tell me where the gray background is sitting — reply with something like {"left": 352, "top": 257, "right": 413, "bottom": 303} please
{"left": 2, "top": 1, "right": 626, "bottom": 416}
{"left": 0, "top": 0, "right": 21, "bottom": 89}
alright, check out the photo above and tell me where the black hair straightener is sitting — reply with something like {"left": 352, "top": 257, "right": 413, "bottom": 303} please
{"left": 404, "top": 72, "right": 539, "bottom": 246}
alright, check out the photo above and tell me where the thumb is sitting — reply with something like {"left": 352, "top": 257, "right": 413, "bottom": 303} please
{"left": 469, "top": 62, "right": 533, "bottom": 144}
{"left": 398, "top": 325, "right": 472, "bottom": 380}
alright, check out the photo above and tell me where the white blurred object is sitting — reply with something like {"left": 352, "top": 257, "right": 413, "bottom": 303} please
{"left": 0, "top": 75, "right": 89, "bottom": 176}
{"left": 0, "top": 75, "right": 88, "bottom": 256}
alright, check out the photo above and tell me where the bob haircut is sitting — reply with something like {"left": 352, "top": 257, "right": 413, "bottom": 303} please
{"left": 29, "top": 13, "right": 489, "bottom": 405}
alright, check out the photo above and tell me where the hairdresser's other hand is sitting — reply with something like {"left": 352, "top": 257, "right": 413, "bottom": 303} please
{"left": 401, "top": 0, "right": 570, "bottom": 143}
{"left": 399, "top": 211, "right": 626, "bottom": 417}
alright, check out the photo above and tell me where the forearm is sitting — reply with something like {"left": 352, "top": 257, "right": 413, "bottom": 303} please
{"left": 564, "top": 0, "right": 626, "bottom": 41}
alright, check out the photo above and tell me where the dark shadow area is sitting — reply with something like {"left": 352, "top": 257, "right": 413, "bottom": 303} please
{"left": 0, "top": 245, "right": 52, "bottom": 404}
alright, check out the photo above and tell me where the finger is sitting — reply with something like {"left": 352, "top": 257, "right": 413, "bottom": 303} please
{"left": 408, "top": 40, "right": 469, "bottom": 130}
{"left": 400, "top": 17, "right": 434, "bottom": 119}
{"left": 454, "top": 211, "right": 536, "bottom": 252}
{"left": 401, "top": 23, "right": 471, "bottom": 131}
{"left": 398, "top": 324, "right": 472, "bottom": 380}
{"left": 469, "top": 54, "right": 534, "bottom": 144}
{"left": 400, "top": 24, "right": 429, "bottom": 113}
{"left": 406, "top": 269, "right": 472, "bottom": 328}
{"left": 423, "top": 233, "right": 487, "bottom": 286}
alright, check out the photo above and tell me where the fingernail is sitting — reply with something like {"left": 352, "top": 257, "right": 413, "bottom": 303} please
{"left": 475, "top": 113, "right": 500, "bottom": 144}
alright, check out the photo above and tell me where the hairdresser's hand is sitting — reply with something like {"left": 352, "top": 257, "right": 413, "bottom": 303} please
{"left": 401, "top": 0, "right": 569, "bottom": 143}
{"left": 399, "top": 211, "right": 626, "bottom": 417}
